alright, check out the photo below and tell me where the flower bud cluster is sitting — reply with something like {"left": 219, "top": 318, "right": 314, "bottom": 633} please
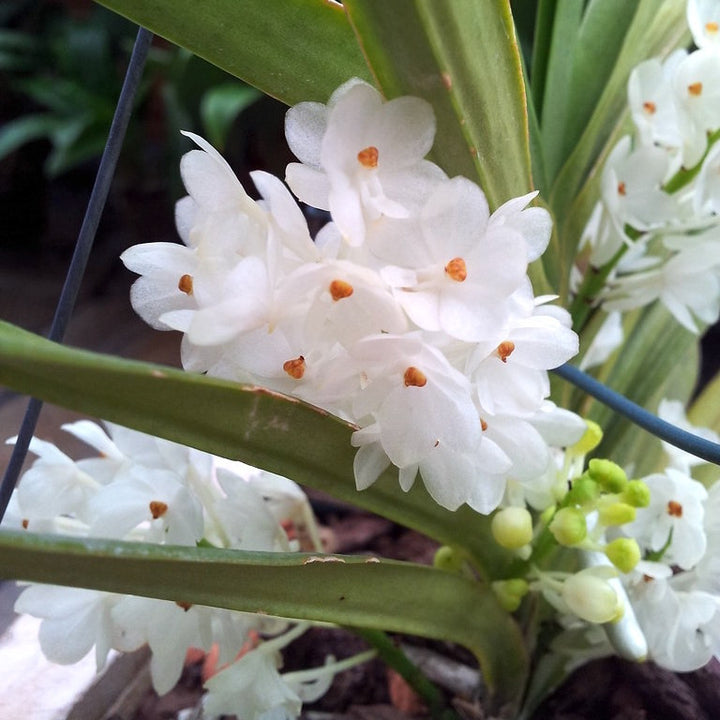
{"left": 3, "top": 422, "right": 346, "bottom": 718}
{"left": 545, "top": 408, "right": 720, "bottom": 674}
{"left": 121, "top": 78, "right": 584, "bottom": 514}
{"left": 579, "top": 0, "right": 720, "bottom": 365}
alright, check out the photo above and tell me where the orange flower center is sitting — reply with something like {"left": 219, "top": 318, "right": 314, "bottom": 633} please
{"left": 445, "top": 257, "right": 467, "bottom": 282}
{"left": 149, "top": 500, "right": 168, "bottom": 519}
{"left": 496, "top": 341, "right": 515, "bottom": 363}
{"left": 403, "top": 366, "right": 427, "bottom": 387}
{"left": 283, "top": 356, "right": 306, "bottom": 379}
{"left": 642, "top": 101, "right": 656, "bottom": 114}
{"left": 667, "top": 500, "right": 683, "bottom": 517}
{"left": 178, "top": 274, "right": 194, "bottom": 294}
{"left": 357, "top": 146, "right": 379, "bottom": 168}
{"left": 688, "top": 82, "right": 703, "bottom": 96}
{"left": 329, "top": 279, "right": 354, "bottom": 301}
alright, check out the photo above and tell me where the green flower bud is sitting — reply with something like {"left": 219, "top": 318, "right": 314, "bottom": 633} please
{"left": 562, "top": 569, "right": 624, "bottom": 624}
{"left": 549, "top": 507, "right": 587, "bottom": 546}
{"left": 433, "top": 545, "right": 465, "bottom": 573}
{"left": 621, "top": 479, "right": 651, "bottom": 508}
{"left": 567, "top": 475, "right": 599, "bottom": 505}
{"left": 491, "top": 507, "right": 533, "bottom": 550}
{"left": 605, "top": 537, "right": 641, "bottom": 573}
{"left": 588, "top": 458, "right": 628, "bottom": 493}
{"left": 598, "top": 501, "right": 636, "bottom": 527}
{"left": 569, "top": 420, "right": 603, "bottom": 455}
{"left": 492, "top": 579, "right": 529, "bottom": 612}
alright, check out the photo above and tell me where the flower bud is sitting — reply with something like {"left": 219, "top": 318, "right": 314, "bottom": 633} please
{"left": 598, "top": 501, "right": 636, "bottom": 527}
{"left": 588, "top": 458, "right": 627, "bottom": 493}
{"left": 562, "top": 569, "right": 624, "bottom": 624}
{"left": 433, "top": 545, "right": 464, "bottom": 573}
{"left": 605, "top": 537, "right": 641, "bottom": 573}
{"left": 567, "top": 475, "right": 599, "bottom": 505}
{"left": 569, "top": 420, "right": 603, "bottom": 455}
{"left": 492, "top": 579, "right": 529, "bottom": 612}
{"left": 621, "top": 479, "right": 651, "bottom": 508}
{"left": 491, "top": 507, "right": 534, "bottom": 549}
{"left": 549, "top": 507, "right": 587, "bottom": 546}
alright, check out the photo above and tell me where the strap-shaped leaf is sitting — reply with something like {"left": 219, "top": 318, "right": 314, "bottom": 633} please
{"left": 0, "top": 321, "right": 513, "bottom": 578}
{"left": 580, "top": 305, "right": 699, "bottom": 473}
{"left": 689, "top": 372, "right": 720, "bottom": 487}
{"left": 537, "top": 0, "right": 583, "bottom": 185}
{"left": 0, "top": 530, "right": 528, "bottom": 710}
{"left": 96, "top": 0, "right": 371, "bottom": 105}
{"left": 343, "top": 0, "right": 532, "bottom": 209}
{"left": 548, "top": 0, "right": 688, "bottom": 300}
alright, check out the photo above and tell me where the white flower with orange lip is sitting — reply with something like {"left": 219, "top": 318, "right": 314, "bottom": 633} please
{"left": 380, "top": 176, "right": 530, "bottom": 342}
{"left": 627, "top": 564, "right": 720, "bottom": 672}
{"left": 285, "top": 78, "right": 445, "bottom": 247}
{"left": 627, "top": 469, "right": 708, "bottom": 570}
{"left": 688, "top": 0, "right": 720, "bottom": 49}
{"left": 348, "top": 334, "right": 511, "bottom": 511}
{"left": 628, "top": 50, "right": 688, "bottom": 162}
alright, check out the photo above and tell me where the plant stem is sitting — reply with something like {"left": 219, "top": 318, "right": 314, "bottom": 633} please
{"left": 570, "top": 243, "right": 628, "bottom": 332}
{"left": 350, "top": 627, "right": 461, "bottom": 720}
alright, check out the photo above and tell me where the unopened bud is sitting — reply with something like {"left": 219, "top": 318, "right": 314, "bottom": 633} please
{"left": 605, "top": 538, "right": 641, "bottom": 573}
{"left": 621, "top": 479, "right": 651, "bottom": 508}
{"left": 492, "top": 579, "right": 529, "bottom": 612}
{"left": 588, "top": 458, "right": 627, "bottom": 493}
{"left": 549, "top": 507, "right": 587, "bottom": 546}
{"left": 562, "top": 569, "right": 624, "bottom": 624}
{"left": 433, "top": 545, "right": 465, "bottom": 573}
{"left": 569, "top": 420, "right": 603, "bottom": 455}
{"left": 567, "top": 475, "right": 599, "bottom": 505}
{"left": 491, "top": 507, "right": 533, "bottom": 549}
{"left": 598, "top": 501, "right": 636, "bottom": 527}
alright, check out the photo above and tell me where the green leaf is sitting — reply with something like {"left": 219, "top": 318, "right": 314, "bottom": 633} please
{"left": 688, "top": 371, "right": 720, "bottom": 487}
{"left": 562, "top": 0, "right": 640, "bottom": 159}
{"left": 343, "top": 0, "right": 532, "bottom": 209}
{"left": 0, "top": 531, "right": 528, "bottom": 711}
{"left": 95, "top": 0, "right": 371, "bottom": 105}
{"left": 0, "top": 114, "right": 65, "bottom": 160}
{"left": 0, "top": 321, "right": 514, "bottom": 578}
{"left": 528, "top": 0, "right": 555, "bottom": 116}
{"left": 200, "top": 84, "right": 261, "bottom": 150}
{"left": 577, "top": 305, "right": 699, "bottom": 473}
{"left": 538, "top": 0, "right": 583, "bottom": 184}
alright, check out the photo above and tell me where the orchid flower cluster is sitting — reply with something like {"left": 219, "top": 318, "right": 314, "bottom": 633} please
{"left": 120, "top": 78, "right": 582, "bottom": 514}
{"left": 483, "top": 400, "right": 720, "bottom": 674}
{"left": 2, "top": 422, "right": 372, "bottom": 719}
{"left": 541, "top": 401, "right": 720, "bottom": 674}
{"left": 579, "top": 0, "right": 720, "bottom": 367}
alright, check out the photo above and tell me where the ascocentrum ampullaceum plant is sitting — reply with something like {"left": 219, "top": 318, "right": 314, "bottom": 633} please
{"left": 3, "top": 2, "right": 720, "bottom": 719}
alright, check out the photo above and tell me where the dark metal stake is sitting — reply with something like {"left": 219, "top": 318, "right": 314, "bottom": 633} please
{"left": 0, "top": 27, "right": 154, "bottom": 522}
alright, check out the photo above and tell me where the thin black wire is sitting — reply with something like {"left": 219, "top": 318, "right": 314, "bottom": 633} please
{"left": 553, "top": 363, "right": 720, "bottom": 466}
{"left": 0, "top": 27, "right": 153, "bottom": 522}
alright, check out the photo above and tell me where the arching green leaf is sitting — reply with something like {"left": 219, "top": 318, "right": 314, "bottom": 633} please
{"left": 0, "top": 321, "right": 514, "bottom": 578}
{"left": 96, "top": 0, "right": 371, "bottom": 105}
{"left": 0, "top": 531, "right": 528, "bottom": 711}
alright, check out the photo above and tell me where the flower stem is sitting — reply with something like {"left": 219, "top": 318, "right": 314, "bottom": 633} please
{"left": 350, "top": 627, "right": 461, "bottom": 720}
{"left": 570, "top": 244, "right": 628, "bottom": 332}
